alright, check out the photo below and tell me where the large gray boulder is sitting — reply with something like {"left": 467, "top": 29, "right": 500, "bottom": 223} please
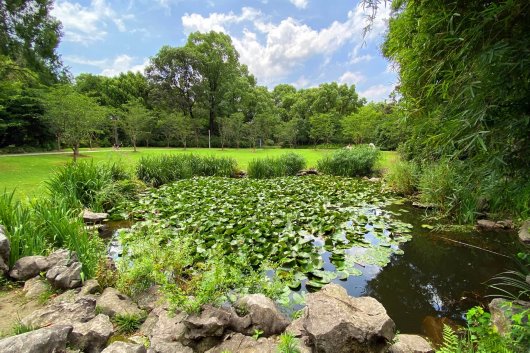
{"left": 140, "top": 306, "right": 187, "bottom": 342}
{"left": 0, "top": 325, "right": 72, "bottom": 353}
{"left": 22, "top": 296, "right": 96, "bottom": 328}
{"left": 102, "top": 341, "right": 147, "bottom": 353}
{"left": 97, "top": 287, "right": 143, "bottom": 318}
{"left": 388, "top": 334, "right": 434, "bottom": 353}
{"left": 205, "top": 332, "right": 278, "bottom": 353}
{"left": 489, "top": 298, "right": 530, "bottom": 336}
{"left": 9, "top": 255, "right": 49, "bottom": 280}
{"left": 23, "top": 276, "right": 50, "bottom": 299}
{"left": 183, "top": 305, "right": 231, "bottom": 340}
{"left": 46, "top": 261, "right": 83, "bottom": 289}
{"left": 46, "top": 249, "right": 78, "bottom": 268}
{"left": 234, "top": 294, "right": 290, "bottom": 337}
{"left": 0, "top": 225, "right": 10, "bottom": 275}
{"left": 519, "top": 220, "right": 530, "bottom": 245}
{"left": 298, "top": 283, "right": 395, "bottom": 353}
{"left": 69, "top": 314, "right": 114, "bottom": 353}
{"left": 147, "top": 341, "right": 193, "bottom": 353}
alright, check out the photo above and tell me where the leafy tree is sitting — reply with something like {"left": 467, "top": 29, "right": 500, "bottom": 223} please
{"left": 157, "top": 112, "right": 179, "bottom": 147}
{"left": 186, "top": 31, "right": 241, "bottom": 133}
{"left": 341, "top": 104, "right": 382, "bottom": 144}
{"left": 226, "top": 112, "right": 245, "bottom": 148}
{"left": 0, "top": 0, "right": 65, "bottom": 83}
{"left": 277, "top": 118, "right": 300, "bottom": 148}
{"left": 174, "top": 113, "right": 193, "bottom": 149}
{"left": 309, "top": 113, "right": 336, "bottom": 145}
{"left": 43, "top": 85, "right": 106, "bottom": 160}
{"left": 120, "top": 99, "right": 152, "bottom": 152}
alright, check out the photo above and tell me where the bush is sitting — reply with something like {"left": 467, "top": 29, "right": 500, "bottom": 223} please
{"left": 317, "top": 146, "right": 379, "bottom": 177}
{"left": 46, "top": 161, "right": 130, "bottom": 211}
{"left": 136, "top": 154, "right": 237, "bottom": 187}
{"left": 247, "top": 153, "right": 306, "bottom": 179}
{"left": 385, "top": 160, "right": 419, "bottom": 195}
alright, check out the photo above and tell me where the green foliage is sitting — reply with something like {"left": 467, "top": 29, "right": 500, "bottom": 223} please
{"left": 317, "top": 146, "right": 380, "bottom": 177}
{"left": 136, "top": 154, "right": 237, "bottom": 187}
{"left": 488, "top": 253, "right": 530, "bottom": 302}
{"left": 120, "top": 99, "right": 153, "bottom": 151}
{"left": 12, "top": 322, "right": 36, "bottom": 335}
{"left": 119, "top": 176, "right": 412, "bottom": 296}
{"left": 112, "top": 313, "right": 146, "bottom": 334}
{"left": 46, "top": 160, "right": 130, "bottom": 211}
{"left": 252, "top": 329, "right": 264, "bottom": 340}
{"left": 384, "top": 160, "right": 419, "bottom": 195}
{"left": 247, "top": 153, "right": 306, "bottom": 179}
{"left": 277, "top": 332, "right": 301, "bottom": 353}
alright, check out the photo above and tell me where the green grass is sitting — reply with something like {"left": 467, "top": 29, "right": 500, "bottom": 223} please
{"left": 0, "top": 148, "right": 397, "bottom": 199}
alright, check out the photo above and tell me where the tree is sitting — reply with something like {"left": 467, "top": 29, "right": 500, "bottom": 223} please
{"left": 44, "top": 85, "right": 106, "bottom": 161}
{"left": 277, "top": 118, "right": 300, "bottom": 148}
{"left": 157, "top": 112, "right": 179, "bottom": 147}
{"left": 174, "top": 113, "right": 193, "bottom": 149}
{"left": 226, "top": 112, "right": 245, "bottom": 148}
{"left": 186, "top": 31, "right": 240, "bottom": 133}
{"left": 341, "top": 104, "right": 382, "bottom": 144}
{"left": 309, "top": 113, "right": 336, "bottom": 145}
{"left": 120, "top": 99, "right": 152, "bottom": 152}
{"left": 0, "top": 0, "right": 65, "bottom": 83}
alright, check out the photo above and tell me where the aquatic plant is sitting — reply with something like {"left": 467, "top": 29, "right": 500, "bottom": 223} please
{"left": 317, "top": 146, "right": 379, "bottom": 177}
{"left": 247, "top": 153, "right": 306, "bottom": 179}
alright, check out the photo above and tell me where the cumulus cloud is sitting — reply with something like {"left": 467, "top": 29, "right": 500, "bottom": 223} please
{"left": 359, "top": 84, "right": 394, "bottom": 102}
{"left": 181, "top": 4, "right": 390, "bottom": 85}
{"left": 338, "top": 71, "right": 365, "bottom": 85}
{"left": 65, "top": 54, "right": 148, "bottom": 76}
{"left": 52, "top": 0, "right": 133, "bottom": 43}
{"left": 290, "top": 0, "right": 308, "bottom": 9}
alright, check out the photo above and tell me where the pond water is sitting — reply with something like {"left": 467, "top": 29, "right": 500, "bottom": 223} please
{"left": 308, "top": 203, "right": 523, "bottom": 342}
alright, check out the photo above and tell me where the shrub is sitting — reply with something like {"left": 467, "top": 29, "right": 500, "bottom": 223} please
{"left": 136, "top": 154, "right": 237, "bottom": 187}
{"left": 385, "top": 160, "right": 419, "bottom": 195}
{"left": 112, "top": 313, "right": 146, "bottom": 334}
{"left": 46, "top": 161, "right": 130, "bottom": 211}
{"left": 317, "top": 146, "right": 379, "bottom": 177}
{"left": 247, "top": 153, "right": 306, "bottom": 179}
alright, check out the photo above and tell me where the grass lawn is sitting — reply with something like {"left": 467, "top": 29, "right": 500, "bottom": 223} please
{"left": 0, "top": 147, "right": 398, "bottom": 199}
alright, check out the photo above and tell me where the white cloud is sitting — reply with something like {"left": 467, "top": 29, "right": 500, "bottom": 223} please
{"left": 65, "top": 54, "right": 148, "bottom": 77}
{"left": 181, "top": 7, "right": 260, "bottom": 33}
{"left": 181, "top": 4, "right": 391, "bottom": 86}
{"left": 350, "top": 53, "right": 373, "bottom": 64}
{"left": 52, "top": 0, "right": 133, "bottom": 43}
{"left": 290, "top": 0, "right": 308, "bottom": 9}
{"left": 338, "top": 71, "right": 365, "bottom": 85}
{"left": 359, "top": 84, "right": 394, "bottom": 102}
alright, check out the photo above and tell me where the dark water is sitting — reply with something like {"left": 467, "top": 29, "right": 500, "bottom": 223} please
{"left": 315, "top": 203, "right": 523, "bottom": 340}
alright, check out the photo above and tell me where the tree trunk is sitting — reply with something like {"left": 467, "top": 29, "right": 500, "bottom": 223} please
{"left": 183, "top": 140, "right": 187, "bottom": 150}
{"left": 167, "top": 138, "right": 170, "bottom": 148}
{"left": 209, "top": 110, "right": 215, "bottom": 134}
{"left": 73, "top": 143, "right": 79, "bottom": 162}
{"left": 56, "top": 135, "right": 61, "bottom": 151}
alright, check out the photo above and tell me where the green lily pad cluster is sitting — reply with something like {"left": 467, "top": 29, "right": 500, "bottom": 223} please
{"left": 119, "top": 176, "right": 413, "bottom": 290}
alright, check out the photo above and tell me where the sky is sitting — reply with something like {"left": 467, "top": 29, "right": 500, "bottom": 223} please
{"left": 52, "top": 0, "right": 397, "bottom": 102}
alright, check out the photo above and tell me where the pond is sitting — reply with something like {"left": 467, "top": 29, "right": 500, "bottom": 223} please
{"left": 109, "top": 176, "right": 523, "bottom": 342}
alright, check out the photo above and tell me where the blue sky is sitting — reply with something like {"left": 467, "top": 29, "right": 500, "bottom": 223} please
{"left": 52, "top": 0, "right": 397, "bottom": 101}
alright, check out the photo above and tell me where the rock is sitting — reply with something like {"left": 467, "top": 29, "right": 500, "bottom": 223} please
{"left": 22, "top": 296, "right": 96, "bottom": 328}
{"left": 301, "top": 283, "right": 395, "bottom": 353}
{"left": 205, "top": 332, "right": 277, "bottom": 353}
{"left": 97, "top": 287, "right": 143, "bottom": 318}
{"left": 0, "top": 325, "right": 72, "bottom": 353}
{"left": 46, "top": 261, "right": 83, "bottom": 289}
{"left": 297, "top": 169, "right": 319, "bottom": 176}
{"left": 69, "top": 314, "right": 114, "bottom": 353}
{"left": 234, "top": 294, "right": 290, "bottom": 336}
{"left": 136, "top": 285, "right": 163, "bottom": 311}
{"left": 233, "top": 170, "right": 247, "bottom": 178}
{"left": 0, "top": 225, "right": 10, "bottom": 275}
{"left": 9, "top": 256, "right": 50, "bottom": 280}
{"left": 147, "top": 340, "right": 192, "bottom": 353}
{"left": 368, "top": 177, "right": 381, "bottom": 182}
{"left": 183, "top": 305, "right": 231, "bottom": 340}
{"left": 496, "top": 220, "right": 513, "bottom": 229}
{"left": 102, "top": 341, "right": 147, "bottom": 353}
{"left": 23, "top": 276, "right": 50, "bottom": 299}
{"left": 80, "top": 279, "right": 101, "bottom": 296}
{"left": 421, "top": 316, "right": 458, "bottom": 347}
{"left": 489, "top": 298, "right": 530, "bottom": 337}
{"left": 140, "top": 306, "right": 187, "bottom": 343}
{"left": 83, "top": 210, "right": 109, "bottom": 224}
{"left": 388, "top": 334, "right": 434, "bottom": 353}
{"left": 477, "top": 219, "right": 499, "bottom": 230}
{"left": 518, "top": 220, "right": 530, "bottom": 245}
{"left": 47, "top": 249, "right": 78, "bottom": 268}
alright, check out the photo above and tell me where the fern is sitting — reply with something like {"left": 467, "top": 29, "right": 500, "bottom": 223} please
{"left": 437, "top": 325, "right": 462, "bottom": 353}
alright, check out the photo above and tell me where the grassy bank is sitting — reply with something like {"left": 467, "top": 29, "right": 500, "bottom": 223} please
{"left": 0, "top": 148, "right": 397, "bottom": 198}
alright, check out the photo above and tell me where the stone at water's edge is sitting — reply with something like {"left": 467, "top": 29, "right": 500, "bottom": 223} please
{"left": 518, "top": 220, "right": 530, "bottom": 245}
{"left": 83, "top": 209, "right": 109, "bottom": 224}
{"left": 102, "top": 341, "right": 147, "bottom": 353}
{"left": 388, "top": 334, "right": 434, "bottom": 353}
{"left": 205, "top": 332, "right": 277, "bottom": 353}
{"left": 234, "top": 293, "right": 290, "bottom": 337}
{"left": 489, "top": 298, "right": 530, "bottom": 337}
{"left": 0, "top": 224, "right": 9, "bottom": 276}
{"left": 294, "top": 283, "right": 396, "bottom": 353}
{"left": 0, "top": 325, "right": 72, "bottom": 353}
